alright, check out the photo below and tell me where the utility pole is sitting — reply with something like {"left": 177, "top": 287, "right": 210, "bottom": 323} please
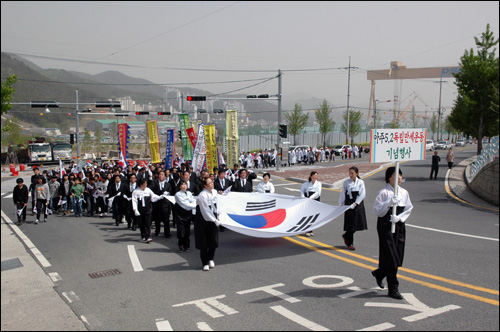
{"left": 75, "top": 90, "right": 80, "bottom": 165}
{"left": 276, "top": 69, "right": 282, "bottom": 172}
{"left": 343, "top": 57, "right": 358, "bottom": 144}
{"left": 434, "top": 79, "right": 447, "bottom": 141}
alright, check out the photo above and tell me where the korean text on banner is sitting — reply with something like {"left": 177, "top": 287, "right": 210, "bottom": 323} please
{"left": 192, "top": 123, "right": 206, "bottom": 175}
{"left": 186, "top": 127, "right": 197, "bottom": 148}
{"left": 165, "top": 128, "right": 175, "bottom": 169}
{"left": 204, "top": 124, "right": 218, "bottom": 172}
{"left": 118, "top": 123, "right": 129, "bottom": 157}
{"left": 179, "top": 113, "right": 193, "bottom": 161}
{"left": 225, "top": 109, "right": 239, "bottom": 167}
{"left": 369, "top": 128, "right": 427, "bottom": 163}
{"left": 147, "top": 120, "right": 161, "bottom": 164}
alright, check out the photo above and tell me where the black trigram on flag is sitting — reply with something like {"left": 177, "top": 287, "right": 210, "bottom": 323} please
{"left": 286, "top": 213, "right": 320, "bottom": 233}
{"left": 245, "top": 199, "right": 276, "bottom": 212}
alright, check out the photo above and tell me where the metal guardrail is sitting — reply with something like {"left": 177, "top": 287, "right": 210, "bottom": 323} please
{"left": 469, "top": 136, "right": 499, "bottom": 180}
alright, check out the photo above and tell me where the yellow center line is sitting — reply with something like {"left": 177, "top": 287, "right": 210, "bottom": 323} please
{"left": 284, "top": 236, "right": 499, "bottom": 306}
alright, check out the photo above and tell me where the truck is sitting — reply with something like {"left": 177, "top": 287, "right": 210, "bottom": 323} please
{"left": 27, "top": 138, "right": 53, "bottom": 163}
{"left": 51, "top": 142, "right": 72, "bottom": 161}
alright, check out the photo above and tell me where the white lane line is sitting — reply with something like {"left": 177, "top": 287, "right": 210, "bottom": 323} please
{"left": 197, "top": 322, "right": 213, "bottom": 331}
{"left": 62, "top": 291, "right": 80, "bottom": 303}
{"left": 1, "top": 210, "right": 52, "bottom": 267}
{"left": 357, "top": 323, "right": 395, "bottom": 331}
{"left": 49, "top": 272, "right": 62, "bottom": 282}
{"left": 405, "top": 224, "right": 498, "bottom": 241}
{"left": 155, "top": 319, "right": 173, "bottom": 331}
{"left": 128, "top": 245, "right": 144, "bottom": 272}
{"left": 285, "top": 188, "right": 301, "bottom": 192}
{"left": 270, "top": 305, "right": 331, "bottom": 331}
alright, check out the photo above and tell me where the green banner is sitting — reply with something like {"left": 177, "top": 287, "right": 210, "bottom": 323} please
{"left": 179, "top": 113, "right": 193, "bottom": 161}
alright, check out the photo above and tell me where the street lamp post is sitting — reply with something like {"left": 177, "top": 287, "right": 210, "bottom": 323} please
{"left": 374, "top": 99, "right": 391, "bottom": 129}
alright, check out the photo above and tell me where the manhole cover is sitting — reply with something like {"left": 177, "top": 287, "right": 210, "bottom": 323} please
{"left": 89, "top": 269, "right": 121, "bottom": 279}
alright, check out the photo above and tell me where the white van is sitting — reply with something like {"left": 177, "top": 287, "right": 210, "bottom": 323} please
{"left": 426, "top": 140, "right": 434, "bottom": 151}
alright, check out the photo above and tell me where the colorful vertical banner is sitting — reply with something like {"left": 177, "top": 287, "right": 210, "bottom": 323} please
{"left": 165, "top": 128, "right": 175, "bottom": 169}
{"left": 204, "top": 124, "right": 218, "bottom": 173}
{"left": 225, "top": 109, "right": 239, "bottom": 167}
{"left": 192, "top": 123, "right": 206, "bottom": 175}
{"left": 185, "top": 127, "right": 197, "bottom": 148}
{"left": 147, "top": 120, "right": 161, "bottom": 164}
{"left": 117, "top": 123, "right": 130, "bottom": 158}
{"left": 179, "top": 113, "right": 193, "bottom": 161}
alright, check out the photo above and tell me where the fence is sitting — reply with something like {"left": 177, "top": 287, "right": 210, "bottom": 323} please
{"left": 468, "top": 136, "right": 499, "bottom": 180}
{"left": 236, "top": 131, "right": 372, "bottom": 152}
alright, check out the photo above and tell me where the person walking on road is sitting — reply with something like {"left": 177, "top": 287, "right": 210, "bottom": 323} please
{"left": 174, "top": 180, "right": 197, "bottom": 252}
{"left": 300, "top": 171, "right": 322, "bottom": 237}
{"left": 34, "top": 176, "right": 49, "bottom": 224}
{"left": 195, "top": 177, "right": 220, "bottom": 271}
{"left": 339, "top": 166, "right": 367, "bottom": 250}
{"left": 371, "top": 166, "right": 413, "bottom": 300}
{"left": 430, "top": 150, "right": 441, "bottom": 180}
{"left": 13, "top": 178, "right": 29, "bottom": 225}
{"left": 446, "top": 148, "right": 455, "bottom": 169}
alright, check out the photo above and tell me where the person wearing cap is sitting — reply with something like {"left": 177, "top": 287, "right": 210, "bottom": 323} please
{"left": 13, "top": 178, "right": 29, "bottom": 225}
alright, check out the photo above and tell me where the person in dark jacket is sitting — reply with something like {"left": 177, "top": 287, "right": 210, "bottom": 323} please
{"left": 149, "top": 170, "right": 173, "bottom": 238}
{"left": 430, "top": 150, "right": 441, "bottom": 180}
{"left": 13, "top": 178, "right": 29, "bottom": 225}
{"left": 231, "top": 169, "right": 256, "bottom": 192}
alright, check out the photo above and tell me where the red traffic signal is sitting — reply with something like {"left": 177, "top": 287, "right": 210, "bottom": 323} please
{"left": 187, "top": 96, "right": 206, "bottom": 101}
{"left": 158, "top": 112, "right": 171, "bottom": 115}
{"left": 135, "top": 111, "right": 149, "bottom": 115}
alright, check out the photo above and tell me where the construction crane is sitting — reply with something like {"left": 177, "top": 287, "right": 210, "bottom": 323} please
{"left": 397, "top": 92, "right": 428, "bottom": 126}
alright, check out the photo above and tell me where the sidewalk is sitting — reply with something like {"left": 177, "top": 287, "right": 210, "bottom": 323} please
{"left": 0, "top": 157, "right": 496, "bottom": 331}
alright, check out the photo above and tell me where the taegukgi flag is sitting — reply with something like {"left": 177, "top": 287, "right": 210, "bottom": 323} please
{"left": 217, "top": 193, "right": 349, "bottom": 238}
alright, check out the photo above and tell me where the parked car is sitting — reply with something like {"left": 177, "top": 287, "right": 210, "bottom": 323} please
{"left": 426, "top": 139, "right": 434, "bottom": 151}
{"left": 435, "top": 140, "right": 447, "bottom": 150}
{"left": 332, "top": 144, "right": 352, "bottom": 156}
{"left": 455, "top": 139, "right": 466, "bottom": 147}
{"left": 289, "top": 145, "right": 310, "bottom": 153}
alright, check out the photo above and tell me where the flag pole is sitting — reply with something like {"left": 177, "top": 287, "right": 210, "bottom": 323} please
{"left": 391, "top": 161, "right": 400, "bottom": 233}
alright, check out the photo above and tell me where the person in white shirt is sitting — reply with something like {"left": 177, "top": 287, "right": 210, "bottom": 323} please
{"left": 132, "top": 178, "right": 168, "bottom": 243}
{"left": 195, "top": 177, "right": 220, "bottom": 271}
{"left": 371, "top": 166, "right": 413, "bottom": 300}
{"left": 339, "top": 166, "right": 367, "bottom": 250}
{"left": 300, "top": 171, "right": 322, "bottom": 236}
{"left": 256, "top": 173, "right": 275, "bottom": 193}
{"left": 175, "top": 180, "right": 197, "bottom": 252}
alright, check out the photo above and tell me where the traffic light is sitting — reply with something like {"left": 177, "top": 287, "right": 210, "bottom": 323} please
{"left": 95, "top": 101, "right": 121, "bottom": 108}
{"left": 278, "top": 124, "right": 287, "bottom": 138}
{"left": 258, "top": 94, "right": 269, "bottom": 98}
{"left": 80, "top": 108, "right": 92, "bottom": 113}
{"left": 135, "top": 111, "right": 149, "bottom": 115}
{"left": 186, "top": 96, "right": 206, "bottom": 101}
{"left": 178, "top": 130, "right": 183, "bottom": 140}
{"left": 247, "top": 95, "right": 257, "bottom": 98}
{"left": 70, "top": 134, "right": 75, "bottom": 145}
{"left": 158, "top": 112, "right": 171, "bottom": 115}
{"left": 30, "top": 101, "right": 59, "bottom": 108}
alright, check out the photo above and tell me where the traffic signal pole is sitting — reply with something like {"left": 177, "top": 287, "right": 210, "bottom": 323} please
{"left": 276, "top": 69, "right": 282, "bottom": 172}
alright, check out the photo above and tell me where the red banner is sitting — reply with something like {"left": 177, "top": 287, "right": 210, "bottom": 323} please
{"left": 186, "top": 127, "right": 197, "bottom": 148}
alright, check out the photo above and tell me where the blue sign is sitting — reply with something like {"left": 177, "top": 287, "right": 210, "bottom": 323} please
{"left": 165, "top": 128, "right": 175, "bottom": 169}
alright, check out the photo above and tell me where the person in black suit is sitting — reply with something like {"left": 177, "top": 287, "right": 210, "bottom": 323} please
{"left": 231, "top": 168, "right": 256, "bottom": 192}
{"left": 182, "top": 170, "right": 197, "bottom": 194}
{"left": 107, "top": 174, "right": 126, "bottom": 226}
{"left": 150, "top": 170, "right": 173, "bottom": 238}
{"left": 169, "top": 172, "right": 182, "bottom": 195}
{"left": 214, "top": 169, "right": 232, "bottom": 194}
{"left": 123, "top": 173, "right": 138, "bottom": 230}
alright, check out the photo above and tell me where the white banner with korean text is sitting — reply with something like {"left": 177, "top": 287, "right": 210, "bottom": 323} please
{"left": 369, "top": 128, "right": 427, "bottom": 163}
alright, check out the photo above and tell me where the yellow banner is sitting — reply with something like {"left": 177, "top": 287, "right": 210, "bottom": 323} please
{"left": 204, "top": 124, "right": 218, "bottom": 173}
{"left": 225, "top": 110, "right": 239, "bottom": 167}
{"left": 226, "top": 109, "right": 238, "bottom": 139}
{"left": 147, "top": 120, "right": 161, "bottom": 164}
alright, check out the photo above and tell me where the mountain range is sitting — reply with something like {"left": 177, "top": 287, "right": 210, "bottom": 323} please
{"left": 1, "top": 52, "right": 338, "bottom": 129}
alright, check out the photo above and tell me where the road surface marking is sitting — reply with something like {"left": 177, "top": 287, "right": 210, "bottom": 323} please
{"left": 127, "top": 245, "right": 143, "bottom": 272}
{"left": 270, "top": 305, "right": 331, "bottom": 331}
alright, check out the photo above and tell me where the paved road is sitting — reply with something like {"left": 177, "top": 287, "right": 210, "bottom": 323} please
{"left": 1, "top": 144, "right": 498, "bottom": 331}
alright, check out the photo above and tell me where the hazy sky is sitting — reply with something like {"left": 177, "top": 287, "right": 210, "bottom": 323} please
{"left": 2, "top": 1, "right": 499, "bottom": 118}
